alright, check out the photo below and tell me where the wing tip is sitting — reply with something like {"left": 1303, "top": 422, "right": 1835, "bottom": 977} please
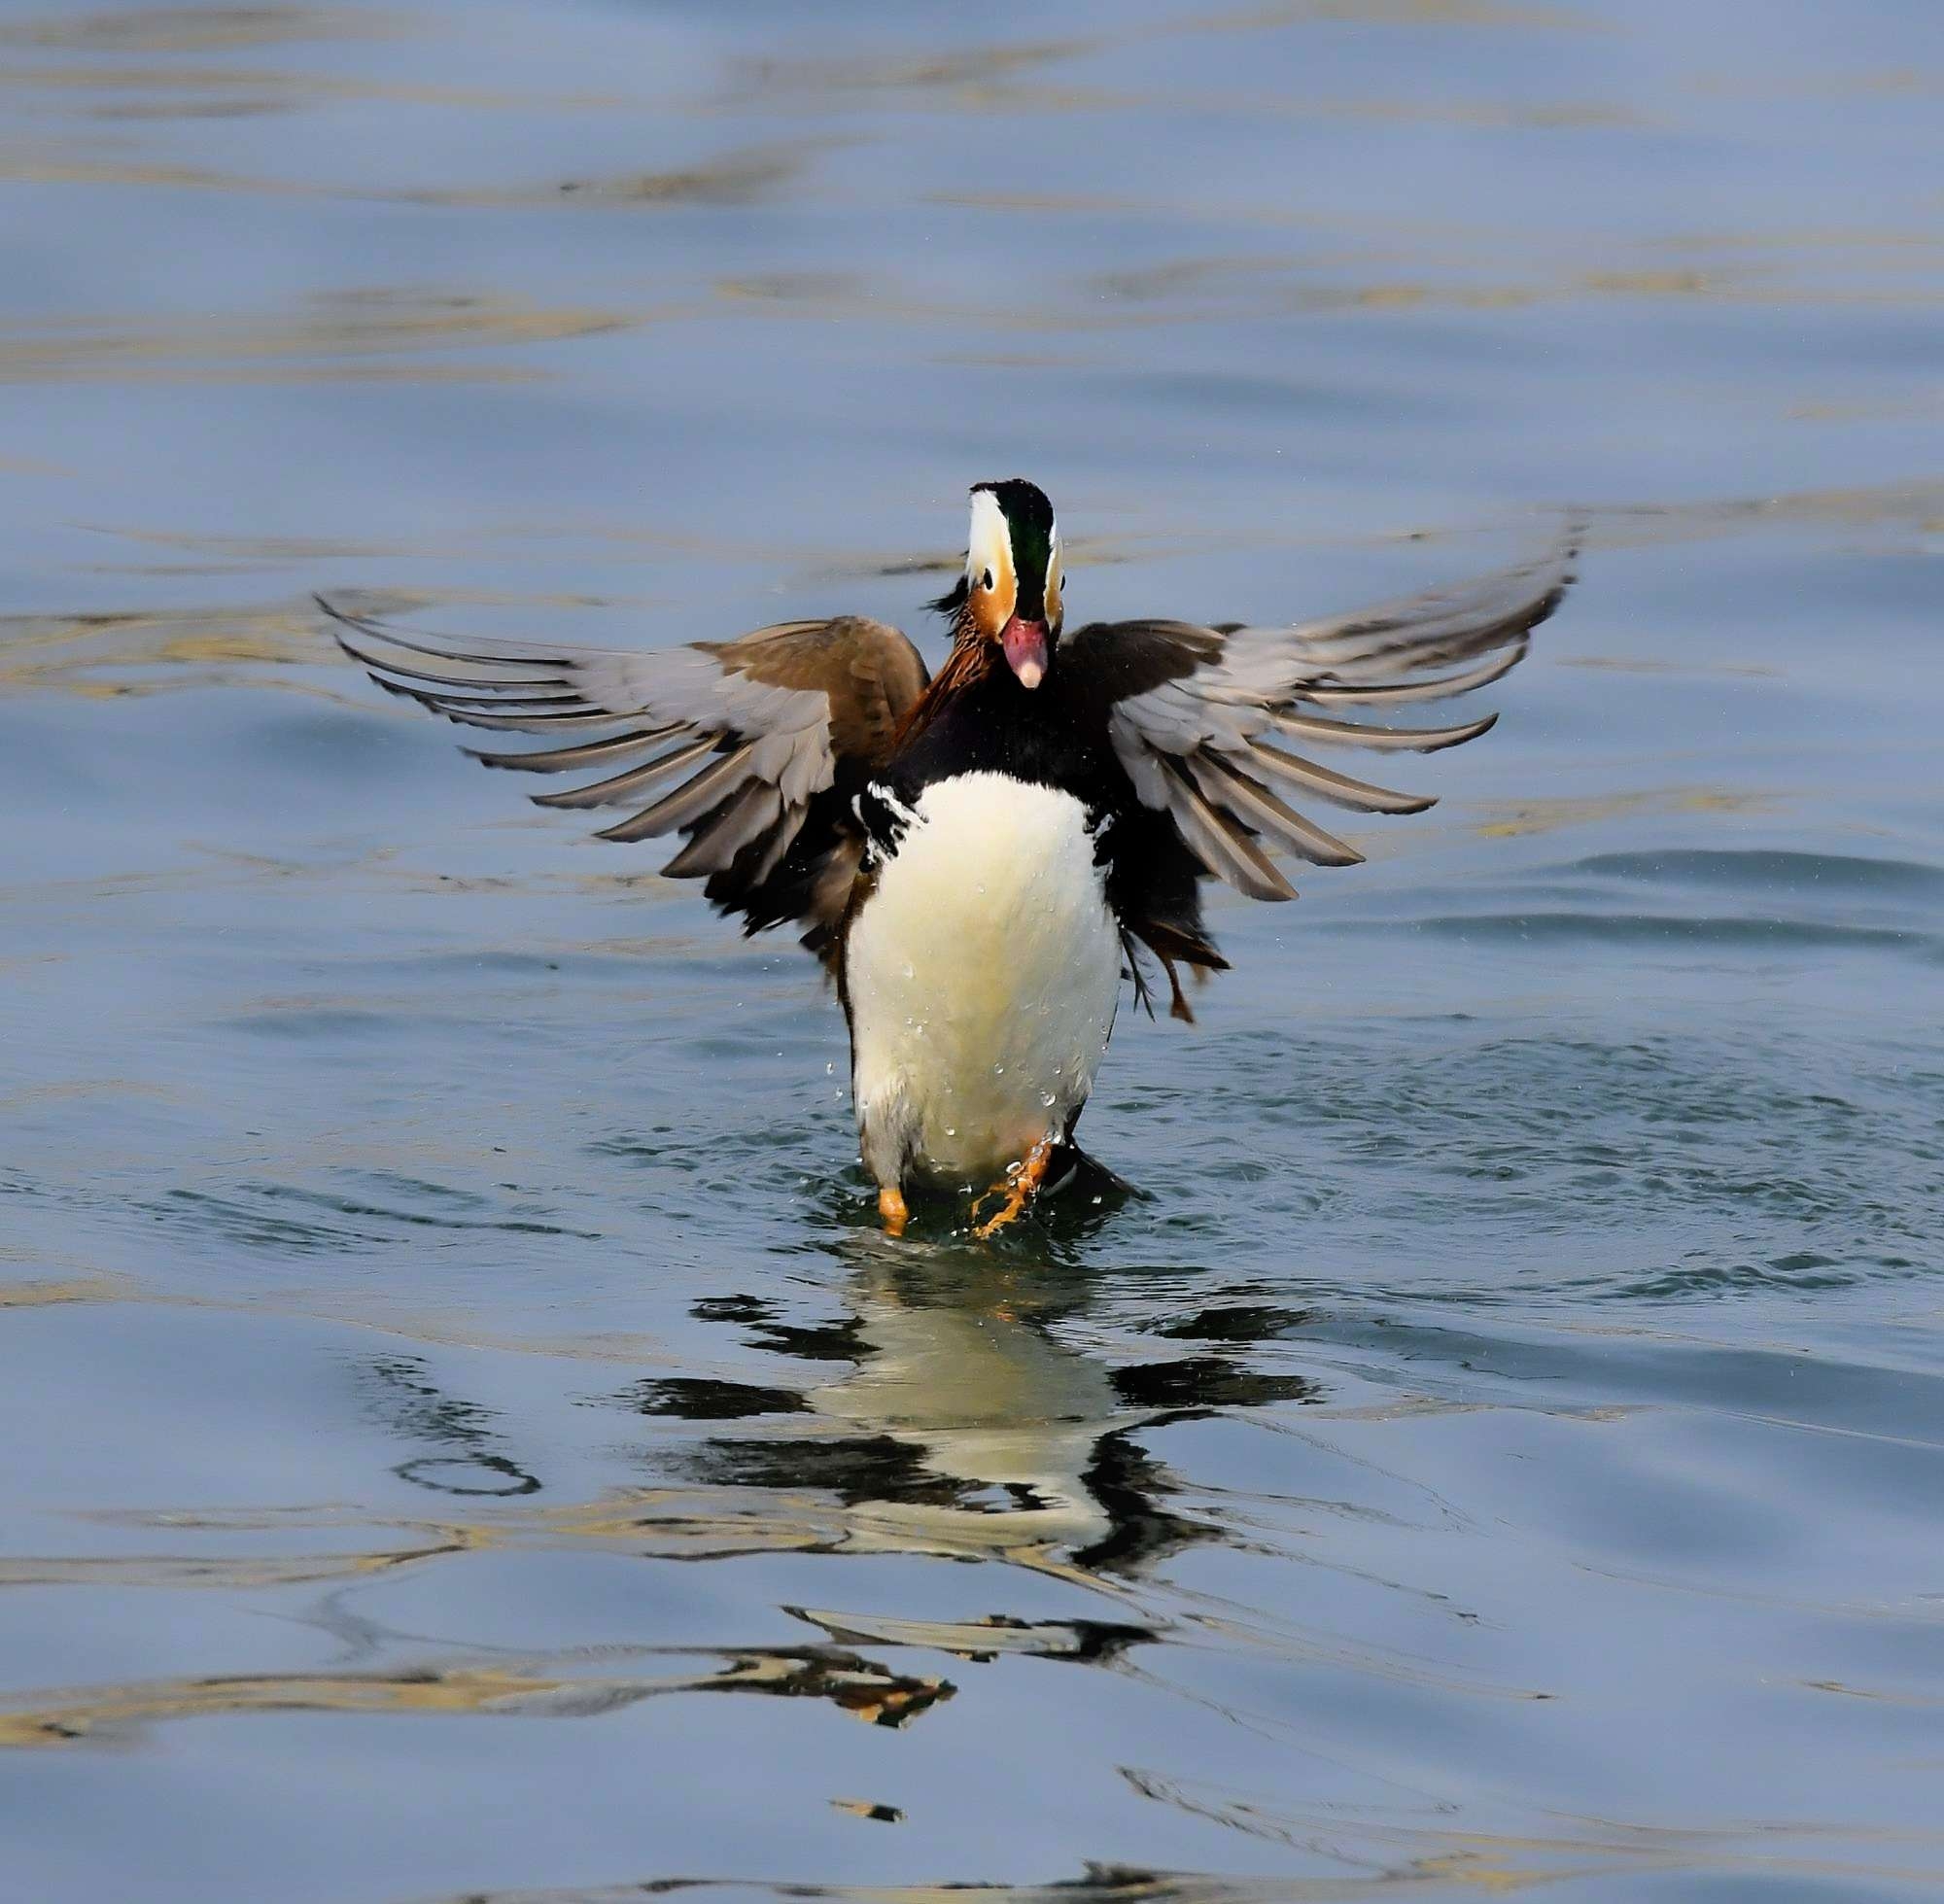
{"left": 313, "top": 589, "right": 361, "bottom": 633}
{"left": 1409, "top": 710, "right": 1498, "bottom": 752}
{"left": 316, "top": 591, "right": 376, "bottom": 666}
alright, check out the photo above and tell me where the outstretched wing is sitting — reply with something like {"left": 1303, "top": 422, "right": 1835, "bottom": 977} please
{"left": 323, "top": 599, "right": 928, "bottom": 957}
{"left": 1068, "top": 536, "right": 1576, "bottom": 906}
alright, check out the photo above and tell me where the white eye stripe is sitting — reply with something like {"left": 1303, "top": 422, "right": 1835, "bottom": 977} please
{"left": 966, "top": 489, "right": 1009, "bottom": 588}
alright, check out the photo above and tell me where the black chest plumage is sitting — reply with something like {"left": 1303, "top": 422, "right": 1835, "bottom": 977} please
{"left": 853, "top": 652, "right": 1205, "bottom": 971}
{"left": 860, "top": 662, "right": 1122, "bottom": 860}
{"left": 889, "top": 665, "right": 1117, "bottom": 804}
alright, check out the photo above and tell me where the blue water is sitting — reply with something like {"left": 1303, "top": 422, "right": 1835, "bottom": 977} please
{"left": 1, "top": 2, "right": 1941, "bottom": 1899}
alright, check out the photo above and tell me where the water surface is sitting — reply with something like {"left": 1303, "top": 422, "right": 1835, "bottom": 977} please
{"left": 2, "top": 1, "right": 1941, "bottom": 1899}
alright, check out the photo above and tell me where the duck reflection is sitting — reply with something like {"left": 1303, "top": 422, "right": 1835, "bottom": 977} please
{"left": 0, "top": 1644, "right": 954, "bottom": 1750}
{"left": 340, "top": 1233, "right": 1321, "bottom": 1597}
{"left": 626, "top": 1240, "right": 1321, "bottom": 1587}
{"left": 8, "top": 1248, "right": 1325, "bottom": 1750}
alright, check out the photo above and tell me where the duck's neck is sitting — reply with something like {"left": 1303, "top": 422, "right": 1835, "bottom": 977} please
{"left": 895, "top": 629, "right": 998, "bottom": 749}
{"left": 888, "top": 636, "right": 1099, "bottom": 801}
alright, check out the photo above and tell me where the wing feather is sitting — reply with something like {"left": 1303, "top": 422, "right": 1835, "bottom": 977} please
{"left": 1184, "top": 752, "right": 1363, "bottom": 870}
{"left": 1242, "top": 740, "right": 1435, "bottom": 815}
{"left": 1267, "top": 709, "right": 1497, "bottom": 752}
{"left": 663, "top": 780, "right": 783, "bottom": 878}
{"left": 465, "top": 727, "right": 683, "bottom": 773}
{"left": 390, "top": 702, "right": 642, "bottom": 734}
{"left": 1068, "top": 532, "right": 1573, "bottom": 902}
{"left": 596, "top": 743, "right": 756, "bottom": 846}
{"left": 321, "top": 595, "right": 929, "bottom": 952}
{"left": 529, "top": 735, "right": 720, "bottom": 811}
{"left": 1161, "top": 759, "right": 1297, "bottom": 901}
{"left": 1301, "top": 637, "right": 1531, "bottom": 708}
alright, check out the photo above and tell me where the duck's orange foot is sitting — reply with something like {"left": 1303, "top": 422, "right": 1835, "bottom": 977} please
{"left": 971, "top": 1137, "right": 1054, "bottom": 1239}
{"left": 877, "top": 1185, "right": 909, "bottom": 1237}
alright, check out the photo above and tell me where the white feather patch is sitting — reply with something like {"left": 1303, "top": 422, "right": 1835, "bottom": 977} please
{"left": 966, "top": 489, "right": 1008, "bottom": 586}
{"left": 847, "top": 773, "right": 1121, "bottom": 1186}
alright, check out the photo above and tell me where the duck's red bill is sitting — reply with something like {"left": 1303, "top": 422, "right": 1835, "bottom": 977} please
{"left": 1002, "top": 618, "right": 1048, "bottom": 689}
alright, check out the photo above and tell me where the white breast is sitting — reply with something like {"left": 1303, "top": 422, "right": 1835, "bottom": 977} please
{"left": 846, "top": 772, "right": 1122, "bottom": 1188}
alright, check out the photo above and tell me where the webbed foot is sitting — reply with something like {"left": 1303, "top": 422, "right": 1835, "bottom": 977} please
{"left": 971, "top": 1136, "right": 1055, "bottom": 1238}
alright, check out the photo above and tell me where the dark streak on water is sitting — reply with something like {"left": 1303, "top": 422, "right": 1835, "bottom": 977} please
{"left": 1, "top": 1, "right": 1943, "bottom": 1900}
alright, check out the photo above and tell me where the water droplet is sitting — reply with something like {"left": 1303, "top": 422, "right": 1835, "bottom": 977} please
{"left": 944, "top": 1126, "right": 956, "bottom": 1137}
{"left": 992, "top": 1064, "right": 1006, "bottom": 1076}
{"left": 1040, "top": 1090, "right": 1057, "bottom": 1107}
{"left": 901, "top": 961, "right": 914, "bottom": 980}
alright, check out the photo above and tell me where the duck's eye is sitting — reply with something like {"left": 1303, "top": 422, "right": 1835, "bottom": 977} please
{"left": 980, "top": 568, "right": 995, "bottom": 592}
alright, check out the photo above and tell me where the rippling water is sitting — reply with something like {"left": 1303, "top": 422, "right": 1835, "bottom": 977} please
{"left": 3, "top": 2, "right": 1942, "bottom": 1899}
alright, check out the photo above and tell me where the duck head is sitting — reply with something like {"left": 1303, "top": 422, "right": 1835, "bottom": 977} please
{"left": 935, "top": 478, "right": 1064, "bottom": 689}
